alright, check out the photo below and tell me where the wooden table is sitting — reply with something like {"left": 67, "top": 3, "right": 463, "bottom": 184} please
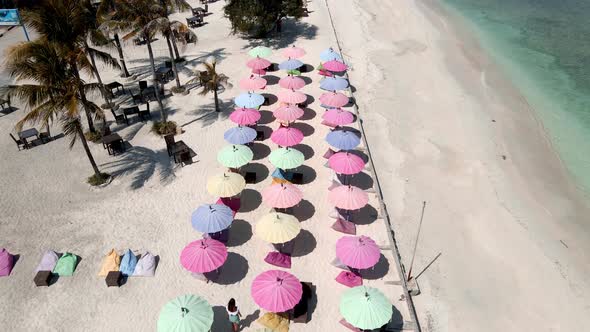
{"left": 170, "top": 141, "right": 190, "bottom": 163}
{"left": 186, "top": 15, "right": 203, "bottom": 28}
{"left": 122, "top": 106, "right": 140, "bottom": 124}
{"left": 101, "top": 133, "right": 123, "bottom": 155}
{"left": 18, "top": 128, "right": 39, "bottom": 149}
{"left": 156, "top": 67, "right": 173, "bottom": 83}
{"left": 106, "top": 81, "right": 125, "bottom": 95}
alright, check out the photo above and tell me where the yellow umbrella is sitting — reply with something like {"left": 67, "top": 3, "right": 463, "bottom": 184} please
{"left": 207, "top": 172, "right": 246, "bottom": 197}
{"left": 255, "top": 212, "right": 301, "bottom": 244}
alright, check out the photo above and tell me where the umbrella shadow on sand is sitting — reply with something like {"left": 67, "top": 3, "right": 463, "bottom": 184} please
{"left": 337, "top": 172, "right": 374, "bottom": 190}
{"left": 291, "top": 199, "right": 315, "bottom": 222}
{"left": 359, "top": 254, "right": 390, "bottom": 280}
{"left": 262, "top": 75, "right": 280, "bottom": 85}
{"left": 211, "top": 252, "right": 249, "bottom": 285}
{"left": 239, "top": 189, "right": 262, "bottom": 212}
{"left": 337, "top": 205, "right": 379, "bottom": 225}
{"left": 382, "top": 306, "right": 404, "bottom": 331}
{"left": 257, "top": 110, "right": 275, "bottom": 124}
{"left": 300, "top": 107, "right": 316, "bottom": 120}
{"left": 227, "top": 219, "right": 252, "bottom": 247}
{"left": 250, "top": 143, "right": 271, "bottom": 160}
{"left": 291, "top": 143, "right": 314, "bottom": 160}
{"left": 242, "top": 162, "right": 269, "bottom": 183}
{"left": 294, "top": 165, "right": 317, "bottom": 184}
{"left": 290, "top": 122, "right": 315, "bottom": 136}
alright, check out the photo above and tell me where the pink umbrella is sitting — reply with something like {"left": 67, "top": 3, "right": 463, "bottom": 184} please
{"left": 278, "top": 76, "right": 306, "bottom": 90}
{"left": 274, "top": 104, "right": 304, "bottom": 122}
{"left": 180, "top": 239, "right": 228, "bottom": 273}
{"left": 262, "top": 182, "right": 303, "bottom": 208}
{"left": 282, "top": 45, "right": 306, "bottom": 58}
{"left": 328, "top": 152, "right": 365, "bottom": 175}
{"left": 336, "top": 235, "right": 380, "bottom": 269}
{"left": 252, "top": 68, "right": 266, "bottom": 76}
{"left": 323, "top": 60, "right": 348, "bottom": 72}
{"left": 239, "top": 75, "right": 267, "bottom": 90}
{"left": 328, "top": 185, "right": 368, "bottom": 210}
{"left": 320, "top": 92, "right": 349, "bottom": 108}
{"left": 247, "top": 56, "right": 272, "bottom": 70}
{"left": 251, "top": 270, "right": 303, "bottom": 312}
{"left": 278, "top": 89, "right": 307, "bottom": 104}
{"left": 323, "top": 108, "right": 354, "bottom": 126}
{"left": 270, "top": 126, "right": 304, "bottom": 147}
{"left": 230, "top": 108, "right": 261, "bottom": 126}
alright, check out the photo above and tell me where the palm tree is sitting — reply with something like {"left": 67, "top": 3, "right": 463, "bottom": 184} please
{"left": 0, "top": 41, "right": 103, "bottom": 178}
{"left": 187, "top": 60, "right": 231, "bottom": 112}
{"left": 163, "top": 21, "right": 197, "bottom": 90}
{"left": 97, "top": 0, "right": 131, "bottom": 77}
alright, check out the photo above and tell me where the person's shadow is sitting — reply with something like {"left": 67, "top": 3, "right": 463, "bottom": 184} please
{"left": 240, "top": 309, "right": 261, "bottom": 329}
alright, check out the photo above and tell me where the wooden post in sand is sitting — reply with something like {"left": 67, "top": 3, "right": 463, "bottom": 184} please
{"left": 407, "top": 201, "right": 427, "bottom": 281}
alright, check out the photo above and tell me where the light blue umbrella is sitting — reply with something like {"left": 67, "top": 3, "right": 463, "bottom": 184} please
{"left": 191, "top": 204, "right": 233, "bottom": 233}
{"left": 320, "top": 47, "right": 342, "bottom": 62}
{"left": 224, "top": 126, "right": 257, "bottom": 144}
{"left": 320, "top": 77, "right": 349, "bottom": 91}
{"left": 279, "top": 59, "right": 304, "bottom": 71}
{"left": 235, "top": 92, "right": 265, "bottom": 108}
{"left": 326, "top": 130, "right": 361, "bottom": 150}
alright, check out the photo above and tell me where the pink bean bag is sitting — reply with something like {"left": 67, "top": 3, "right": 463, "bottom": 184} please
{"left": 331, "top": 218, "right": 356, "bottom": 235}
{"left": 264, "top": 251, "right": 291, "bottom": 269}
{"left": 335, "top": 271, "right": 363, "bottom": 287}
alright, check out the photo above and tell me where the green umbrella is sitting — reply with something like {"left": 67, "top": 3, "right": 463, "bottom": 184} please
{"left": 248, "top": 46, "right": 272, "bottom": 58}
{"left": 52, "top": 252, "right": 78, "bottom": 276}
{"left": 217, "top": 144, "right": 254, "bottom": 168}
{"left": 340, "top": 286, "right": 393, "bottom": 330}
{"left": 158, "top": 294, "right": 213, "bottom": 332}
{"left": 269, "top": 147, "right": 304, "bottom": 170}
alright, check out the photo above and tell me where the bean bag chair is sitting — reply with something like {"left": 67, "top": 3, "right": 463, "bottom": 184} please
{"left": 98, "top": 249, "right": 120, "bottom": 277}
{"left": 0, "top": 248, "right": 14, "bottom": 277}
{"left": 133, "top": 252, "right": 157, "bottom": 277}
{"left": 35, "top": 250, "right": 59, "bottom": 273}
{"left": 119, "top": 249, "right": 137, "bottom": 276}
{"left": 53, "top": 252, "right": 78, "bottom": 276}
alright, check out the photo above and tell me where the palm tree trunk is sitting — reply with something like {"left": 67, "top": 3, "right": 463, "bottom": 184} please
{"left": 76, "top": 121, "right": 101, "bottom": 175}
{"left": 214, "top": 86, "right": 219, "bottom": 112}
{"left": 165, "top": 35, "right": 181, "bottom": 89}
{"left": 171, "top": 35, "right": 181, "bottom": 60}
{"left": 113, "top": 33, "right": 130, "bottom": 77}
{"left": 71, "top": 61, "right": 96, "bottom": 133}
{"left": 84, "top": 42, "right": 110, "bottom": 106}
{"left": 146, "top": 38, "right": 166, "bottom": 121}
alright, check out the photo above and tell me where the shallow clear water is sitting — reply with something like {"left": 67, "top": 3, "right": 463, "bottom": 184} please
{"left": 441, "top": 0, "right": 590, "bottom": 193}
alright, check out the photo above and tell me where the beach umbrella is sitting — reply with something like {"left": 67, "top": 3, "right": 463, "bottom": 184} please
{"left": 340, "top": 286, "right": 393, "bottom": 330}
{"left": 207, "top": 172, "right": 246, "bottom": 197}
{"left": 53, "top": 252, "right": 77, "bottom": 276}
{"left": 320, "top": 77, "right": 349, "bottom": 91}
{"left": 274, "top": 104, "right": 304, "bottom": 122}
{"left": 224, "top": 126, "right": 257, "bottom": 144}
{"left": 230, "top": 108, "right": 261, "bottom": 126}
{"left": 255, "top": 212, "right": 301, "bottom": 244}
{"left": 35, "top": 250, "right": 59, "bottom": 273}
{"left": 158, "top": 294, "right": 213, "bottom": 332}
{"left": 320, "top": 92, "right": 349, "bottom": 108}
{"left": 247, "top": 56, "right": 271, "bottom": 70}
{"left": 326, "top": 130, "right": 361, "bottom": 150}
{"left": 270, "top": 126, "right": 304, "bottom": 147}
{"left": 278, "top": 89, "right": 307, "bottom": 104}
{"left": 252, "top": 270, "right": 303, "bottom": 312}
{"left": 282, "top": 45, "right": 306, "bottom": 58}
{"left": 191, "top": 204, "right": 234, "bottom": 233}
{"left": 235, "top": 92, "right": 265, "bottom": 108}
{"left": 0, "top": 248, "right": 14, "bottom": 277}
{"left": 323, "top": 59, "right": 348, "bottom": 72}
{"left": 239, "top": 75, "right": 267, "bottom": 90}
{"left": 279, "top": 58, "right": 304, "bottom": 71}
{"left": 120, "top": 249, "right": 137, "bottom": 276}
{"left": 249, "top": 46, "right": 272, "bottom": 58}
{"left": 262, "top": 183, "right": 303, "bottom": 208}
{"left": 328, "top": 185, "right": 368, "bottom": 210}
{"left": 269, "top": 147, "right": 305, "bottom": 169}
{"left": 180, "top": 239, "right": 228, "bottom": 273}
{"left": 217, "top": 144, "right": 254, "bottom": 168}
{"left": 323, "top": 108, "right": 354, "bottom": 126}
{"left": 320, "top": 47, "right": 343, "bottom": 62}
{"left": 336, "top": 235, "right": 380, "bottom": 269}
{"left": 328, "top": 152, "right": 365, "bottom": 175}
{"left": 278, "top": 75, "right": 306, "bottom": 90}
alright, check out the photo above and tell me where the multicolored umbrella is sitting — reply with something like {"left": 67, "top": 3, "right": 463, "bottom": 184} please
{"left": 336, "top": 235, "right": 380, "bottom": 269}
{"left": 239, "top": 75, "right": 267, "bottom": 90}
{"left": 235, "top": 92, "right": 265, "bottom": 108}
{"left": 158, "top": 294, "right": 214, "bottom": 332}
{"left": 230, "top": 108, "right": 261, "bottom": 126}
{"left": 255, "top": 212, "right": 301, "bottom": 244}
{"left": 282, "top": 45, "right": 306, "bottom": 58}
{"left": 262, "top": 183, "right": 303, "bottom": 208}
{"left": 0, "top": 248, "right": 14, "bottom": 277}
{"left": 328, "top": 152, "right": 365, "bottom": 174}
{"left": 320, "top": 77, "right": 349, "bottom": 91}
{"left": 206, "top": 173, "right": 246, "bottom": 197}
{"left": 328, "top": 185, "right": 368, "bottom": 210}
{"left": 279, "top": 59, "right": 304, "bottom": 70}
{"left": 320, "top": 92, "right": 349, "bottom": 108}
{"left": 320, "top": 47, "right": 343, "bottom": 62}
{"left": 251, "top": 270, "right": 303, "bottom": 312}
{"left": 249, "top": 46, "right": 272, "bottom": 58}
{"left": 278, "top": 76, "right": 306, "bottom": 90}
{"left": 274, "top": 104, "right": 304, "bottom": 122}
{"left": 180, "top": 239, "right": 228, "bottom": 273}
{"left": 323, "top": 59, "right": 348, "bottom": 72}
{"left": 270, "top": 126, "right": 304, "bottom": 147}
{"left": 217, "top": 144, "right": 254, "bottom": 168}
{"left": 323, "top": 108, "right": 354, "bottom": 126}
{"left": 191, "top": 204, "right": 233, "bottom": 233}
{"left": 224, "top": 126, "right": 257, "bottom": 144}
{"left": 269, "top": 147, "right": 305, "bottom": 169}
{"left": 277, "top": 89, "right": 307, "bottom": 104}
{"left": 340, "top": 286, "right": 393, "bottom": 330}
{"left": 247, "top": 56, "right": 271, "bottom": 70}
{"left": 325, "top": 130, "right": 361, "bottom": 150}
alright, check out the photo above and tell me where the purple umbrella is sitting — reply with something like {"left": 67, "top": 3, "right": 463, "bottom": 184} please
{"left": 224, "top": 126, "right": 257, "bottom": 144}
{"left": 325, "top": 130, "right": 361, "bottom": 150}
{"left": 0, "top": 248, "right": 14, "bottom": 277}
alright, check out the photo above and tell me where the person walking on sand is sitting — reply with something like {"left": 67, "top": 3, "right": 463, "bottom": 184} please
{"left": 227, "top": 298, "right": 242, "bottom": 332}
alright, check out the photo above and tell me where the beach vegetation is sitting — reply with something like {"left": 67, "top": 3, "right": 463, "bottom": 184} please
{"left": 87, "top": 172, "right": 111, "bottom": 186}
{"left": 224, "top": 0, "right": 307, "bottom": 38}
{"left": 187, "top": 60, "right": 231, "bottom": 112}
{"left": 151, "top": 121, "right": 178, "bottom": 136}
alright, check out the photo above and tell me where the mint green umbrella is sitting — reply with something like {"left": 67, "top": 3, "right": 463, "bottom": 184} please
{"left": 158, "top": 295, "right": 213, "bottom": 332}
{"left": 269, "top": 147, "right": 304, "bottom": 170}
{"left": 248, "top": 46, "right": 272, "bottom": 58}
{"left": 217, "top": 144, "right": 253, "bottom": 168}
{"left": 340, "top": 286, "right": 393, "bottom": 330}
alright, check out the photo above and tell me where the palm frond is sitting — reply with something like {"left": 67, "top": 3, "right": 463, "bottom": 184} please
{"left": 86, "top": 47, "right": 121, "bottom": 70}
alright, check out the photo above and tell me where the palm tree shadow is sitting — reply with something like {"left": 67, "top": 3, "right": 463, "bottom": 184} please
{"left": 241, "top": 20, "right": 318, "bottom": 49}
{"left": 181, "top": 101, "right": 231, "bottom": 128}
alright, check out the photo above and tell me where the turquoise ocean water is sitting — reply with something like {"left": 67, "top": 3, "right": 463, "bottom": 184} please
{"left": 440, "top": 0, "right": 590, "bottom": 194}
